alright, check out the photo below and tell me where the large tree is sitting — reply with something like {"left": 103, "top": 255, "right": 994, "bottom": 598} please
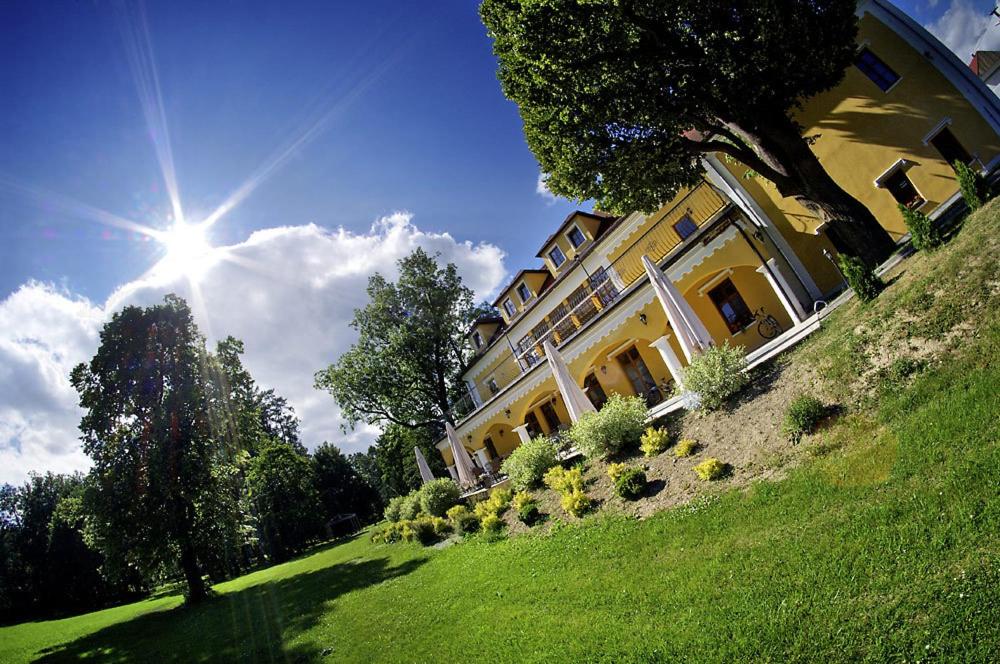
{"left": 480, "top": 0, "right": 896, "bottom": 268}
{"left": 71, "top": 295, "right": 217, "bottom": 601}
{"left": 312, "top": 443, "right": 383, "bottom": 525}
{"left": 315, "top": 248, "right": 483, "bottom": 429}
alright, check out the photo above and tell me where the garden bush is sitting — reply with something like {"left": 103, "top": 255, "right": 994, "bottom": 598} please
{"left": 543, "top": 466, "right": 584, "bottom": 495}
{"left": 399, "top": 491, "right": 422, "bottom": 521}
{"left": 512, "top": 491, "right": 534, "bottom": 511}
{"left": 674, "top": 438, "right": 698, "bottom": 458}
{"left": 682, "top": 341, "right": 748, "bottom": 411}
{"left": 371, "top": 522, "right": 403, "bottom": 544}
{"left": 782, "top": 394, "right": 826, "bottom": 444}
{"left": 606, "top": 462, "right": 627, "bottom": 483}
{"left": 481, "top": 513, "right": 504, "bottom": 533}
{"left": 899, "top": 204, "right": 942, "bottom": 252}
{"left": 384, "top": 496, "right": 405, "bottom": 523}
{"left": 401, "top": 517, "right": 438, "bottom": 545}
{"left": 955, "top": 160, "right": 987, "bottom": 210}
{"left": 501, "top": 436, "right": 559, "bottom": 490}
{"left": 419, "top": 478, "right": 460, "bottom": 517}
{"left": 567, "top": 393, "right": 647, "bottom": 458}
{"left": 513, "top": 492, "right": 541, "bottom": 524}
{"left": 640, "top": 426, "right": 671, "bottom": 457}
{"left": 474, "top": 487, "right": 513, "bottom": 522}
{"left": 559, "top": 490, "right": 591, "bottom": 517}
{"left": 446, "top": 505, "right": 479, "bottom": 535}
{"left": 838, "top": 254, "right": 884, "bottom": 303}
{"left": 613, "top": 466, "right": 647, "bottom": 501}
{"left": 693, "top": 457, "right": 727, "bottom": 481}
{"left": 430, "top": 516, "right": 452, "bottom": 537}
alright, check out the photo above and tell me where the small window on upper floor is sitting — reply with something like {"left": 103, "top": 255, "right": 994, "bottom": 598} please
{"left": 673, "top": 215, "right": 698, "bottom": 240}
{"left": 548, "top": 245, "right": 566, "bottom": 268}
{"left": 516, "top": 282, "right": 532, "bottom": 304}
{"left": 503, "top": 298, "right": 516, "bottom": 318}
{"left": 854, "top": 47, "right": 900, "bottom": 92}
{"left": 567, "top": 226, "right": 586, "bottom": 248}
{"left": 883, "top": 169, "right": 925, "bottom": 210}
{"left": 472, "top": 331, "right": 483, "bottom": 348}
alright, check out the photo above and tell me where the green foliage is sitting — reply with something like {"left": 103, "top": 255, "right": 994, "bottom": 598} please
{"left": 783, "top": 395, "right": 827, "bottom": 444}
{"left": 640, "top": 427, "right": 671, "bottom": 457}
{"left": 501, "top": 436, "right": 560, "bottom": 490}
{"left": 418, "top": 479, "right": 460, "bottom": 518}
{"left": 480, "top": 513, "right": 504, "bottom": 534}
{"left": 568, "top": 394, "right": 648, "bottom": 459}
{"left": 559, "top": 490, "right": 592, "bottom": 518}
{"left": 543, "top": 466, "right": 584, "bottom": 495}
{"left": 384, "top": 496, "right": 405, "bottom": 523}
{"left": 682, "top": 342, "right": 749, "bottom": 411}
{"left": 313, "top": 443, "right": 382, "bottom": 525}
{"left": 473, "top": 488, "right": 512, "bottom": 525}
{"left": 517, "top": 502, "right": 540, "bottom": 525}
{"left": 674, "top": 439, "right": 699, "bottom": 458}
{"left": 398, "top": 492, "right": 422, "bottom": 521}
{"left": 613, "top": 467, "right": 647, "bottom": 501}
{"left": 606, "top": 462, "right": 628, "bottom": 483}
{"left": 446, "top": 505, "right": 479, "bottom": 535}
{"left": 899, "top": 204, "right": 942, "bottom": 252}
{"left": 954, "top": 160, "right": 986, "bottom": 210}
{"left": 693, "top": 458, "right": 728, "bottom": 481}
{"left": 838, "top": 254, "right": 884, "bottom": 303}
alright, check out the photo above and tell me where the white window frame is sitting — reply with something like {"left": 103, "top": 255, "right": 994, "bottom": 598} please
{"left": 548, "top": 245, "right": 566, "bottom": 268}
{"left": 566, "top": 224, "right": 586, "bottom": 249}
{"left": 921, "top": 117, "right": 952, "bottom": 146}
{"left": 516, "top": 282, "right": 532, "bottom": 304}
{"left": 503, "top": 298, "right": 516, "bottom": 317}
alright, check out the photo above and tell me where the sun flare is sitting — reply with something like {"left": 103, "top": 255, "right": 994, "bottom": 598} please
{"left": 154, "top": 221, "right": 216, "bottom": 280}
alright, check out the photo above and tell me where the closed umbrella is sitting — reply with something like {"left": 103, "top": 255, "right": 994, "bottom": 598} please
{"left": 414, "top": 446, "right": 435, "bottom": 484}
{"left": 446, "top": 422, "right": 477, "bottom": 488}
{"left": 642, "top": 255, "right": 713, "bottom": 363}
{"left": 543, "top": 340, "right": 598, "bottom": 422}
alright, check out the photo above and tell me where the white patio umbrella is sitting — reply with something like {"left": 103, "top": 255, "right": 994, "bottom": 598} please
{"left": 414, "top": 446, "right": 435, "bottom": 484}
{"left": 445, "top": 422, "right": 477, "bottom": 488}
{"left": 642, "top": 255, "right": 713, "bottom": 363}
{"left": 543, "top": 340, "right": 598, "bottom": 422}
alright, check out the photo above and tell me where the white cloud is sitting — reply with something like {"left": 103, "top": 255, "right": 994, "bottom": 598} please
{"left": 0, "top": 213, "right": 507, "bottom": 485}
{"left": 536, "top": 172, "right": 557, "bottom": 204}
{"left": 927, "top": 0, "right": 992, "bottom": 62}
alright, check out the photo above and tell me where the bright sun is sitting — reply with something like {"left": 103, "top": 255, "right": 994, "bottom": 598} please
{"left": 155, "top": 221, "right": 216, "bottom": 280}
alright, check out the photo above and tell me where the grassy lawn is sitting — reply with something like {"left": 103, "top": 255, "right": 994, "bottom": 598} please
{"left": 3, "top": 206, "right": 998, "bottom": 662}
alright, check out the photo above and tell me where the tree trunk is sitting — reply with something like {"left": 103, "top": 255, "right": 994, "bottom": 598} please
{"left": 725, "top": 115, "right": 897, "bottom": 269}
{"left": 179, "top": 540, "right": 207, "bottom": 603}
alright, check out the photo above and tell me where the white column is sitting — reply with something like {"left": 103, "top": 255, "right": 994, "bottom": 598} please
{"left": 474, "top": 448, "right": 490, "bottom": 469}
{"left": 757, "top": 259, "right": 805, "bottom": 324}
{"left": 649, "top": 335, "right": 685, "bottom": 389}
{"left": 446, "top": 465, "right": 458, "bottom": 481}
{"left": 512, "top": 424, "right": 532, "bottom": 444}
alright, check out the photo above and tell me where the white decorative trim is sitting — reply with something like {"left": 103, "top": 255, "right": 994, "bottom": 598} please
{"left": 922, "top": 117, "right": 952, "bottom": 145}
{"left": 697, "top": 268, "right": 734, "bottom": 297}
{"left": 604, "top": 339, "right": 637, "bottom": 362}
{"left": 873, "top": 159, "right": 914, "bottom": 187}
{"left": 566, "top": 222, "right": 587, "bottom": 250}
{"left": 516, "top": 281, "right": 533, "bottom": 305}
{"left": 666, "top": 225, "right": 739, "bottom": 281}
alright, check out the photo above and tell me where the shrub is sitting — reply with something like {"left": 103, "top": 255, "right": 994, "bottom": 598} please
{"left": 606, "top": 462, "right": 628, "bottom": 483}
{"left": 371, "top": 522, "right": 403, "bottom": 544}
{"left": 490, "top": 487, "right": 513, "bottom": 512}
{"left": 693, "top": 458, "right": 727, "bottom": 481}
{"left": 954, "top": 160, "right": 987, "bottom": 210}
{"left": 613, "top": 466, "right": 647, "bottom": 501}
{"left": 399, "top": 492, "right": 422, "bottom": 521}
{"left": 419, "top": 478, "right": 460, "bottom": 517}
{"left": 430, "top": 516, "right": 452, "bottom": 536}
{"left": 480, "top": 513, "right": 504, "bottom": 533}
{"left": 544, "top": 466, "right": 584, "bottom": 495}
{"left": 567, "top": 393, "right": 648, "bottom": 458}
{"left": 517, "top": 502, "right": 540, "bottom": 524}
{"left": 384, "top": 496, "right": 405, "bottom": 523}
{"left": 782, "top": 395, "right": 826, "bottom": 444}
{"left": 501, "top": 436, "right": 560, "bottom": 490}
{"left": 838, "top": 254, "right": 883, "bottom": 303}
{"left": 640, "top": 426, "right": 671, "bottom": 457}
{"left": 899, "top": 204, "right": 942, "bottom": 252}
{"left": 446, "top": 505, "right": 479, "bottom": 535}
{"left": 560, "top": 489, "right": 591, "bottom": 517}
{"left": 512, "top": 491, "right": 535, "bottom": 511}
{"left": 674, "top": 438, "right": 698, "bottom": 458}
{"left": 682, "top": 341, "right": 749, "bottom": 411}
{"left": 400, "top": 517, "right": 438, "bottom": 545}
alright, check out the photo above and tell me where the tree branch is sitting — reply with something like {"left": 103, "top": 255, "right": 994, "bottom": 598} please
{"left": 680, "top": 137, "right": 792, "bottom": 191}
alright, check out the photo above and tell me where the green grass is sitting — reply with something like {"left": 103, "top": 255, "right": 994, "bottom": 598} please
{"left": 3, "top": 206, "right": 999, "bottom": 662}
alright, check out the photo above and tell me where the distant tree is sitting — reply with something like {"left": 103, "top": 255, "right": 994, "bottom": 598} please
{"left": 315, "top": 248, "right": 480, "bottom": 429}
{"left": 480, "top": 0, "right": 896, "bottom": 268}
{"left": 365, "top": 424, "right": 446, "bottom": 501}
{"left": 71, "top": 295, "right": 217, "bottom": 602}
{"left": 245, "top": 441, "right": 322, "bottom": 562}
{"left": 312, "top": 443, "right": 383, "bottom": 525}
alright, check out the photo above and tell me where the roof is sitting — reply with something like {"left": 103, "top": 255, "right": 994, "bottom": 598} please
{"left": 534, "top": 210, "right": 617, "bottom": 258}
{"left": 490, "top": 269, "right": 551, "bottom": 307}
{"left": 970, "top": 50, "right": 1000, "bottom": 78}
{"left": 465, "top": 315, "right": 503, "bottom": 338}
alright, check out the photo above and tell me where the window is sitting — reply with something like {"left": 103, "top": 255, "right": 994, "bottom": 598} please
{"left": 567, "top": 226, "right": 586, "bottom": 248}
{"left": 930, "top": 127, "right": 973, "bottom": 167}
{"left": 584, "top": 373, "right": 608, "bottom": 410}
{"left": 673, "top": 215, "right": 698, "bottom": 240}
{"left": 708, "top": 278, "right": 754, "bottom": 334}
{"left": 472, "top": 331, "right": 483, "bottom": 348}
{"left": 503, "top": 298, "right": 516, "bottom": 317}
{"left": 539, "top": 400, "right": 562, "bottom": 431}
{"left": 883, "top": 169, "right": 925, "bottom": 210}
{"left": 854, "top": 47, "right": 900, "bottom": 92}
{"left": 487, "top": 376, "right": 499, "bottom": 395}
{"left": 548, "top": 245, "right": 566, "bottom": 268}
{"left": 616, "top": 346, "right": 661, "bottom": 406}
{"left": 484, "top": 437, "right": 499, "bottom": 460}
{"left": 516, "top": 282, "right": 532, "bottom": 304}
{"left": 524, "top": 411, "right": 543, "bottom": 437}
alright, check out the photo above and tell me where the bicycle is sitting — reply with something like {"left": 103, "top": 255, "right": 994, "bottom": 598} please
{"left": 753, "top": 306, "right": 783, "bottom": 340}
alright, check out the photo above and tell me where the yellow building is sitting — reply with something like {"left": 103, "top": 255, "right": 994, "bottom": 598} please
{"left": 436, "top": 0, "right": 1000, "bottom": 480}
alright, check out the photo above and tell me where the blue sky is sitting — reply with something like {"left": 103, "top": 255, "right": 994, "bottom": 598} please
{"left": 0, "top": 0, "right": 994, "bottom": 483}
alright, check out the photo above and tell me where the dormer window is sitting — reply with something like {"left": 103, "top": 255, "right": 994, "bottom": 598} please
{"left": 567, "top": 226, "right": 586, "bottom": 248}
{"left": 503, "top": 298, "right": 516, "bottom": 317}
{"left": 472, "top": 331, "right": 483, "bottom": 348}
{"left": 854, "top": 47, "right": 900, "bottom": 93}
{"left": 516, "top": 282, "right": 532, "bottom": 304}
{"left": 548, "top": 245, "right": 566, "bottom": 268}
{"left": 673, "top": 215, "right": 698, "bottom": 240}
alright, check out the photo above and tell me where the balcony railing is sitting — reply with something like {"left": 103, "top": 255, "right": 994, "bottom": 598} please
{"left": 448, "top": 181, "right": 730, "bottom": 422}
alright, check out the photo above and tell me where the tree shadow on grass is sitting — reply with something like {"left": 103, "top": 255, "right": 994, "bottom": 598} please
{"left": 35, "top": 552, "right": 426, "bottom": 663}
